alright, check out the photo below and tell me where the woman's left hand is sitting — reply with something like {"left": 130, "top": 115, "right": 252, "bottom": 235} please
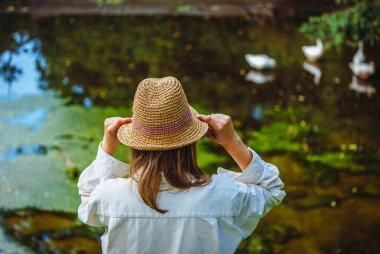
{"left": 102, "top": 117, "right": 132, "bottom": 155}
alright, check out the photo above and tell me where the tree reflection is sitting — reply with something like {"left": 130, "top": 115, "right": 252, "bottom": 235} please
{"left": 0, "top": 18, "right": 29, "bottom": 95}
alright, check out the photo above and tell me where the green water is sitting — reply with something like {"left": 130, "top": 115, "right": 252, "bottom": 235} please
{"left": 0, "top": 15, "right": 379, "bottom": 253}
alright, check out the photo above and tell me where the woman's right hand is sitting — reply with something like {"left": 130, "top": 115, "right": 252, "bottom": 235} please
{"left": 196, "top": 113, "right": 253, "bottom": 171}
{"left": 195, "top": 113, "right": 239, "bottom": 148}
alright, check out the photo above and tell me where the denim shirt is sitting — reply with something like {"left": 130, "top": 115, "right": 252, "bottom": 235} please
{"left": 77, "top": 142, "right": 286, "bottom": 254}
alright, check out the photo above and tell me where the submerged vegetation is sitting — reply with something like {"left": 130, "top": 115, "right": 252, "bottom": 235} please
{"left": 247, "top": 105, "right": 380, "bottom": 173}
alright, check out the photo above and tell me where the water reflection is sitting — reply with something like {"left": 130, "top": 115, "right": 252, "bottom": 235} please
{"left": 0, "top": 34, "right": 44, "bottom": 99}
{"left": 6, "top": 108, "right": 47, "bottom": 131}
{"left": 0, "top": 208, "right": 101, "bottom": 254}
{"left": 349, "top": 75, "right": 376, "bottom": 96}
{"left": 245, "top": 70, "right": 274, "bottom": 85}
{"left": 0, "top": 144, "right": 48, "bottom": 162}
{"left": 302, "top": 61, "right": 321, "bottom": 85}
{"left": 0, "top": 15, "right": 379, "bottom": 254}
{"left": 251, "top": 104, "right": 263, "bottom": 120}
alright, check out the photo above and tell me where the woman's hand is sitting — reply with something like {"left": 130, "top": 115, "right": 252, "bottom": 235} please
{"left": 195, "top": 113, "right": 239, "bottom": 149}
{"left": 196, "top": 113, "right": 253, "bottom": 171}
{"left": 102, "top": 117, "right": 132, "bottom": 155}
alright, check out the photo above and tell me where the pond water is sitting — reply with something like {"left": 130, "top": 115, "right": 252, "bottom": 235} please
{"left": 0, "top": 15, "right": 379, "bottom": 253}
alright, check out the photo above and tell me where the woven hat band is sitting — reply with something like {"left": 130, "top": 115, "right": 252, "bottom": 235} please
{"left": 132, "top": 108, "right": 192, "bottom": 136}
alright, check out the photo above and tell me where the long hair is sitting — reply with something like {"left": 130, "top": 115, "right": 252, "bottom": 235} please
{"left": 130, "top": 142, "right": 211, "bottom": 214}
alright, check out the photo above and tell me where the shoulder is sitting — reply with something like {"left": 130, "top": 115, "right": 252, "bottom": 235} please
{"left": 90, "top": 178, "right": 142, "bottom": 216}
{"left": 212, "top": 174, "right": 249, "bottom": 205}
{"left": 198, "top": 174, "right": 248, "bottom": 212}
{"left": 211, "top": 174, "right": 248, "bottom": 193}
{"left": 92, "top": 178, "right": 131, "bottom": 202}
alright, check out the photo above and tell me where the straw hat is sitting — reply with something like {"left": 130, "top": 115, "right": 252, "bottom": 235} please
{"left": 117, "top": 76, "right": 209, "bottom": 151}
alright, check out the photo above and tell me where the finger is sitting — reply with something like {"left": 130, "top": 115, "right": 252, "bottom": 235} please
{"left": 118, "top": 117, "right": 132, "bottom": 124}
{"left": 211, "top": 114, "right": 226, "bottom": 120}
{"left": 197, "top": 114, "right": 223, "bottom": 130}
{"left": 105, "top": 117, "right": 120, "bottom": 124}
{"left": 107, "top": 117, "right": 131, "bottom": 125}
{"left": 105, "top": 119, "right": 119, "bottom": 129}
{"left": 104, "top": 118, "right": 121, "bottom": 128}
{"left": 114, "top": 117, "right": 132, "bottom": 129}
{"left": 107, "top": 118, "right": 132, "bottom": 133}
{"left": 196, "top": 114, "right": 211, "bottom": 123}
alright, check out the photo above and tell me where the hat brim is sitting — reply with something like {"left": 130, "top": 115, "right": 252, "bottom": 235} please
{"left": 117, "top": 105, "right": 209, "bottom": 151}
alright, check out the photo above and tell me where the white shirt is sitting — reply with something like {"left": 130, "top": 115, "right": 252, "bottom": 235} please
{"left": 77, "top": 142, "right": 286, "bottom": 254}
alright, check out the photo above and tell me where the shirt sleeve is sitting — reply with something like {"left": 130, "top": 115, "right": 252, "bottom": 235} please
{"left": 77, "top": 141, "right": 130, "bottom": 227}
{"left": 217, "top": 147, "right": 286, "bottom": 239}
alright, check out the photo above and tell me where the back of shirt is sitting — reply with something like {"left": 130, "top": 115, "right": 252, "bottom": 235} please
{"left": 94, "top": 175, "right": 247, "bottom": 254}
{"left": 78, "top": 142, "right": 286, "bottom": 254}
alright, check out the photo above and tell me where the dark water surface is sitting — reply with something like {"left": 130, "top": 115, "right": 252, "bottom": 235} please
{"left": 0, "top": 15, "right": 379, "bottom": 253}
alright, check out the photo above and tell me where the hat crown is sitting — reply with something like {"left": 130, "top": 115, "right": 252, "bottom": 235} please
{"left": 117, "top": 76, "right": 209, "bottom": 150}
{"left": 132, "top": 77, "right": 190, "bottom": 128}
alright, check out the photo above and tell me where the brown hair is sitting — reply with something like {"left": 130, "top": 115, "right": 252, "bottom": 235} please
{"left": 130, "top": 142, "right": 211, "bottom": 214}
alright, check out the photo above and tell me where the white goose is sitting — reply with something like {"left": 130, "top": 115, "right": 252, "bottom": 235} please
{"left": 352, "top": 41, "right": 365, "bottom": 64}
{"left": 349, "top": 41, "right": 376, "bottom": 79}
{"left": 302, "top": 38, "right": 323, "bottom": 62}
{"left": 245, "top": 70, "right": 274, "bottom": 85}
{"left": 245, "top": 54, "right": 276, "bottom": 70}
{"left": 303, "top": 61, "right": 322, "bottom": 85}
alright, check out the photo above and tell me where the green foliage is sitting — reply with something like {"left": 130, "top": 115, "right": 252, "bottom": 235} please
{"left": 93, "top": 0, "right": 129, "bottom": 5}
{"left": 196, "top": 139, "right": 228, "bottom": 175}
{"left": 300, "top": 0, "right": 380, "bottom": 47}
{"left": 168, "top": 3, "right": 193, "bottom": 12}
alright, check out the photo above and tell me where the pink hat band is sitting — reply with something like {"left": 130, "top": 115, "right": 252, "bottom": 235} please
{"left": 132, "top": 109, "right": 192, "bottom": 136}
